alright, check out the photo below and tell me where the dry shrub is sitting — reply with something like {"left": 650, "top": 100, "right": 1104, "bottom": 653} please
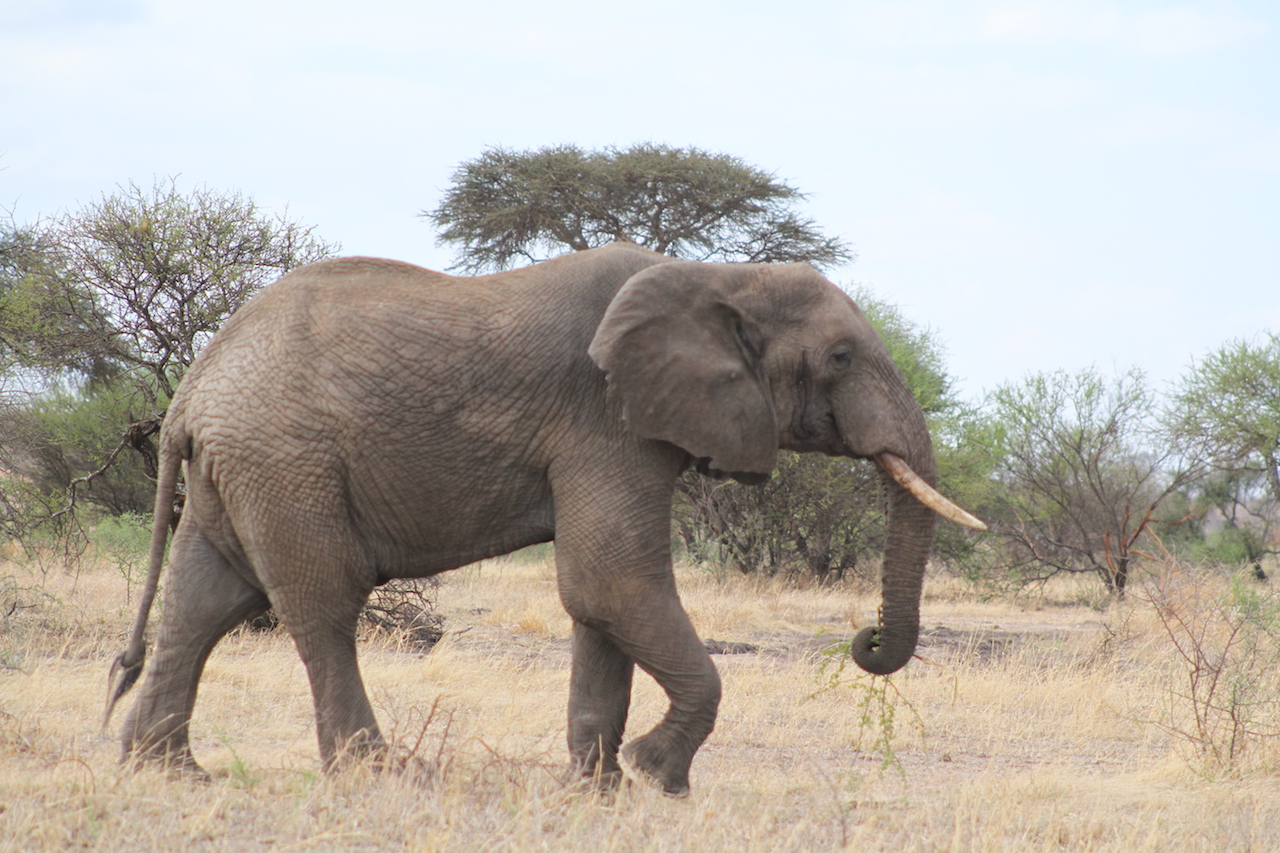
{"left": 242, "top": 578, "right": 446, "bottom": 651}
{"left": 1137, "top": 566, "right": 1280, "bottom": 775}
{"left": 360, "top": 578, "right": 445, "bottom": 651}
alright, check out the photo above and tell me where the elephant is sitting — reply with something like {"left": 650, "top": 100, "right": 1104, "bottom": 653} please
{"left": 105, "top": 242, "right": 984, "bottom": 795}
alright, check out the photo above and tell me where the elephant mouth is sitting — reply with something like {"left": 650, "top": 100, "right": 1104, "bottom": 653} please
{"left": 876, "top": 452, "right": 987, "bottom": 531}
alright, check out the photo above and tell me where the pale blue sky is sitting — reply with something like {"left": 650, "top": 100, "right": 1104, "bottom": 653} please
{"left": 3, "top": 0, "right": 1277, "bottom": 401}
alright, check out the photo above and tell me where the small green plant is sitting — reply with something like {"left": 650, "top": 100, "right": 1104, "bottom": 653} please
{"left": 92, "top": 513, "right": 152, "bottom": 602}
{"left": 291, "top": 767, "right": 320, "bottom": 797}
{"left": 814, "top": 635, "right": 925, "bottom": 779}
{"left": 218, "top": 736, "right": 263, "bottom": 789}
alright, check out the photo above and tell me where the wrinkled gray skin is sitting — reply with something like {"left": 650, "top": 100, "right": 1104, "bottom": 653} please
{"left": 111, "top": 243, "right": 938, "bottom": 795}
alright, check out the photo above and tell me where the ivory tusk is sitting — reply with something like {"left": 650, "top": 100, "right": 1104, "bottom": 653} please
{"left": 877, "top": 452, "right": 988, "bottom": 531}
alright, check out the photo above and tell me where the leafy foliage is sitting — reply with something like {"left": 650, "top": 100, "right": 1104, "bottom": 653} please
{"left": 1163, "top": 333, "right": 1280, "bottom": 577}
{"left": 2, "top": 178, "right": 338, "bottom": 401}
{"left": 1167, "top": 331, "right": 1280, "bottom": 500}
{"left": 15, "top": 382, "right": 158, "bottom": 516}
{"left": 982, "top": 367, "right": 1194, "bottom": 595}
{"left": 0, "top": 227, "right": 113, "bottom": 382}
{"left": 852, "top": 286, "right": 953, "bottom": 418}
{"left": 426, "top": 144, "right": 853, "bottom": 273}
{"left": 0, "top": 180, "right": 337, "bottom": 544}
{"left": 1157, "top": 470, "right": 1275, "bottom": 578}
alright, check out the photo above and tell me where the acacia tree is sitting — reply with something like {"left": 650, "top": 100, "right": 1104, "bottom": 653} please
{"left": 425, "top": 144, "right": 854, "bottom": 273}
{"left": 1165, "top": 332, "right": 1280, "bottom": 577}
{"left": 3, "top": 179, "right": 338, "bottom": 402}
{"left": 0, "top": 181, "right": 337, "bottom": 538}
{"left": 424, "top": 145, "right": 991, "bottom": 580}
{"left": 426, "top": 145, "right": 915, "bottom": 580}
{"left": 985, "top": 367, "right": 1194, "bottom": 595}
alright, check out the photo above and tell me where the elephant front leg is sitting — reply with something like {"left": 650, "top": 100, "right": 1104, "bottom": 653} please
{"left": 562, "top": 561, "right": 721, "bottom": 796}
{"left": 553, "top": 459, "right": 719, "bottom": 795}
{"left": 612, "top": 596, "right": 721, "bottom": 797}
{"left": 567, "top": 622, "right": 634, "bottom": 787}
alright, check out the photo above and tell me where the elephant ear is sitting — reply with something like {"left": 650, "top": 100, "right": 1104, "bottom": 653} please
{"left": 588, "top": 261, "right": 778, "bottom": 477}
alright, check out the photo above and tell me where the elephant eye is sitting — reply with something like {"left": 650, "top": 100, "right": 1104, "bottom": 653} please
{"left": 830, "top": 349, "right": 853, "bottom": 369}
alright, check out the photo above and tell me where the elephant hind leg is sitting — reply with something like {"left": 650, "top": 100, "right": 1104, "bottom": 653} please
{"left": 286, "top": 610, "right": 383, "bottom": 770}
{"left": 261, "top": 548, "right": 382, "bottom": 771}
{"left": 121, "top": 524, "right": 270, "bottom": 776}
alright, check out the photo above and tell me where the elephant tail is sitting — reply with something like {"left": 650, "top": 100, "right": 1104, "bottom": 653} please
{"left": 103, "top": 423, "right": 183, "bottom": 730}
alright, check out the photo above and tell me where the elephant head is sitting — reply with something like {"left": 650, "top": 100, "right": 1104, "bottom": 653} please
{"left": 589, "top": 259, "right": 983, "bottom": 676}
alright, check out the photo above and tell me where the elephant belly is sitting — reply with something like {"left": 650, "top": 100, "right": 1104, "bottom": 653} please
{"left": 350, "top": 462, "right": 557, "bottom": 578}
{"left": 185, "top": 431, "right": 557, "bottom": 586}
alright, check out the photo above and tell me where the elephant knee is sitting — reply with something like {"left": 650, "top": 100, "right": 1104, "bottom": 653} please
{"left": 671, "top": 656, "right": 721, "bottom": 726}
{"left": 699, "top": 664, "right": 723, "bottom": 716}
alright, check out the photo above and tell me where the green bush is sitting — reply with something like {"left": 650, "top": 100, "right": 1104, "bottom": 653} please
{"left": 18, "top": 381, "right": 158, "bottom": 517}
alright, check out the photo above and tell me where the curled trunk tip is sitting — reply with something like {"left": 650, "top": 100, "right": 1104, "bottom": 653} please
{"left": 849, "top": 625, "right": 917, "bottom": 675}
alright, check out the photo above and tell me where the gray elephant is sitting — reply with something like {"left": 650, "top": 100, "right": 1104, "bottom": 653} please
{"left": 106, "top": 243, "right": 982, "bottom": 795}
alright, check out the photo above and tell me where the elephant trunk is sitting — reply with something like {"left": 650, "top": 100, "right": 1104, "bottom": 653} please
{"left": 845, "top": 388, "right": 942, "bottom": 676}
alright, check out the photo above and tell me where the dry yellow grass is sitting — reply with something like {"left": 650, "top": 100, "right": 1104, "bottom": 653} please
{"left": 2, "top": 551, "right": 1279, "bottom": 852}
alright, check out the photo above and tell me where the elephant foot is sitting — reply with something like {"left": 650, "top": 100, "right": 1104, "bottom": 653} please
{"left": 169, "top": 757, "right": 213, "bottom": 784}
{"left": 321, "top": 727, "right": 389, "bottom": 772}
{"left": 566, "top": 761, "right": 626, "bottom": 793}
{"left": 619, "top": 735, "right": 691, "bottom": 797}
{"left": 121, "top": 743, "right": 212, "bottom": 783}
{"left": 563, "top": 767, "right": 628, "bottom": 802}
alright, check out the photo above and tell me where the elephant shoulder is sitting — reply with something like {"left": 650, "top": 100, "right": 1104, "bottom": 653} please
{"left": 272, "top": 256, "right": 456, "bottom": 292}
{"left": 522, "top": 242, "right": 677, "bottom": 283}
{"left": 585, "top": 242, "right": 679, "bottom": 277}
{"left": 591, "top": 241, "right": 670, "bottom": 262}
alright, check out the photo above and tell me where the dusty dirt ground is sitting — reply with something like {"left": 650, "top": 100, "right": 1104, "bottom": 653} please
{"left": 2, "top": 555, "right": 1278, "bottom": 851}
